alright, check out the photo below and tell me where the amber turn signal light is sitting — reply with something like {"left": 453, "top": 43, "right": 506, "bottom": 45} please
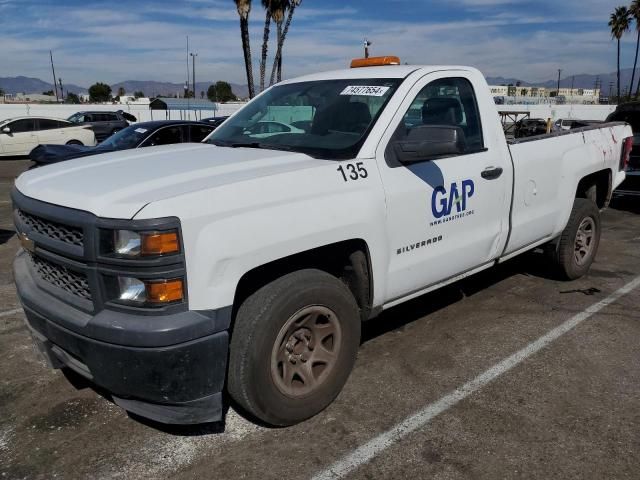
{"left": 146, "top": 279, "right": 184, "bottom": 303}
{"left": 141, "top": 232, "right": 180, "bottom": 256}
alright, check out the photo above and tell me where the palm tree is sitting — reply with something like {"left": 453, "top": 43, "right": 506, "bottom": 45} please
{"left": 234, "top": 0, "right": 255, "bottom": 98}
{"left": 268, "top": 0, "right": 290, "bottom": 86}
{"left": 609, "top": 6, "right": 631, "bottom": 101}
{"left": 269, "top": 0, "right": 302, "bottom": 86}
{"left": 632, "top": 0, "right": 640, "bottom": 99}
{"left": 259, "top": 0, "right": 273, "bottom": 92}
{"left": 278, "top": 0, "right": 303, "bottom": 83}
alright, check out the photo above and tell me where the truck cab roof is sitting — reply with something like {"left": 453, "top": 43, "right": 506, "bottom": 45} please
{"left": 278, "top": 65, "right": 478, "bottom": 84}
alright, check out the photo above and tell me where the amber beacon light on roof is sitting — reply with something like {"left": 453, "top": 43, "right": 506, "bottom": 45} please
{"left": 350, "top": 56, "right": 401, "bottom": 68}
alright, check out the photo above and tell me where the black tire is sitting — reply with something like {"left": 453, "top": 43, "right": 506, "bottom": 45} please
{"left": 66, "top": 140, "right": 83, "bottom": 146}
{"left": 228, "top": 269, "right": 361, "bottom": 426}
{"left": 549, "top": 198, "right": 601, "bottom": 280}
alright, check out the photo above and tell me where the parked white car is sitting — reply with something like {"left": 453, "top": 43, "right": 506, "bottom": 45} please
{"left": 243, "top": 120, "right": 305, "bottom": 138}
{"left": 0, "top": 117, "right": 96, "bottom": 157}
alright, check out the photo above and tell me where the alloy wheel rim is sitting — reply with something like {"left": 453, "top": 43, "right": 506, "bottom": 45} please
{"left": 574, "top": 217, "right": 596, "bottom": 266}
{"left": 270, "top": 305, "right": 342, "bottom": 398}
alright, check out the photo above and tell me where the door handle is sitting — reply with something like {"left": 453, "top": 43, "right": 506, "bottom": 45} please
{"left": 481, "top": 167, "right": 503, "bottom": 180}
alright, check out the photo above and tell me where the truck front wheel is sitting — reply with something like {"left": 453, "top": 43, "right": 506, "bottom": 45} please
{"left": 228, "top": 269, "right": 361, "bottom": 426}
{"left": 550, "top": 198, "right": 601, "bottom": 280}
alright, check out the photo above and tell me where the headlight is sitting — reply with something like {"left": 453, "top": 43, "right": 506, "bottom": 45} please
{"left": 113, "top": 230, "right": 180, "bottom": 257}
{"left": 117, "top": 277, "right": 184, "bottom": 305}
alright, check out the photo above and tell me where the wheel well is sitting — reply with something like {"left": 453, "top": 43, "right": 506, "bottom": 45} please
{"left": 576, "top": 169, "right": 611, "bottom": 209}
{"left": 232, "top": 239, "right": 374, "bottom": 323}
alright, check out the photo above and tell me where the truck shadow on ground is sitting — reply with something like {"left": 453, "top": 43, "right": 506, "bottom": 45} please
{"left": 610, "top": 195, "right": 640, "bottom": 215}
{"left": 0, "top": 229, "right": 14, "bottom": 245}
{"left": 361, "top": 251, "right": 556, "bottom": 344}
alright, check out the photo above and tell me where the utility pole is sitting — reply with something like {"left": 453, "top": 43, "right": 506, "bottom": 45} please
{"left": 557, "top": 69, "right": 562, "bottom": 96}
{"left": 50, "top": 50, "right": 59, "bottom": 102}
{"left": 364, "top": 39, "right": 371, "bottom": 59}
{"left": 609, "top": 81, "right": 615, "bottom": 104}
{"left": 185, "top": 36, "right": 190, "bottom": 97}
{"left": 190, "top": 52, "right": 198, "bottom": 100}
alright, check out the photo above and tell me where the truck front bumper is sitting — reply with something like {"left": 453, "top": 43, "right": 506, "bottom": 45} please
{"left": 15, "top": 252, "right": 229, "bottom": 425}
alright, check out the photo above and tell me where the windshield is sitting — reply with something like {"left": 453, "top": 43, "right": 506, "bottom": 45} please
{"left": 99, "top": 124, "right": 151, "bottom": 150}
{"left": 207, "top": 78, "right": 401, "bottom": 159}
{"left": 67, "top": 113, "right": 84, "bottom": 123}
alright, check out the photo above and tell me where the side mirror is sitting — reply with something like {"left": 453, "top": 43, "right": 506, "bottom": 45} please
{"left": 392, "top": 125, "right": 466, "bottom": 163}
{"left": 1, "top": 127, "right": 10, "bottom": 134}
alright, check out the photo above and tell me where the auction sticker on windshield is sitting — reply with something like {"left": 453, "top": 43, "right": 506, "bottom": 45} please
{"left": 135, "top": 128, "right": 148, "bottom": 133}
{"left": 340, "top": 85, "right": 390, "bottom": 96}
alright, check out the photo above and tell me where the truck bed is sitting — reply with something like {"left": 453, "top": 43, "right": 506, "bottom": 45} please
{"left": 503, "top": 122, "right": 629, "bottom": 258}
{"left": 507, "top": 121, "right": 628, "bottom": 144}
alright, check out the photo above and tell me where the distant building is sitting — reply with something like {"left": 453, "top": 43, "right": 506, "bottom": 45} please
{"left": 488, "top": 85, "right": 600, "bottom": 104}
{"left": 490, "top": 86, "right": 509, "bottom": 96}
{"left": 8, "top": 93, "right": 59, "bottom": 103}
{"left": 116, "top": 95, "right": 151, "bottom": 105}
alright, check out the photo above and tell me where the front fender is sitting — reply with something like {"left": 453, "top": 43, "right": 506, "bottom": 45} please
{"left": 136, "top": 160, "right": 389, "bottom": 311}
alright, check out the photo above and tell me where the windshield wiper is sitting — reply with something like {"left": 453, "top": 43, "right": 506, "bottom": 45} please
{"left": 228, "top": 142, "right": 295, "bottom": 152}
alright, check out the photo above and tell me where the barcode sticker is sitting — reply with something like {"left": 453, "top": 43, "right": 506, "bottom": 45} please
{"left": 135, "top": 128, "right": 147, "bottom": 133}
{"left": 340, "top": 85, "right": 390, "bottom": 97}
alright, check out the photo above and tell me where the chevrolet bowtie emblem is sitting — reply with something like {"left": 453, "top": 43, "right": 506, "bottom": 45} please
{"left": 18, "top": 232, "right": 35, "bottom": 253}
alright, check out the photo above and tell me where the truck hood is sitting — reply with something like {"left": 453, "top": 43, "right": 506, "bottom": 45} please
{"left": 15, "top": 143, "right": 326, "bottom": 218}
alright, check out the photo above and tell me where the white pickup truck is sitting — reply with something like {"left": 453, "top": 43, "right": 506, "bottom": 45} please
{"left": 12, "top": 60, "right": 632, "bottom": 427}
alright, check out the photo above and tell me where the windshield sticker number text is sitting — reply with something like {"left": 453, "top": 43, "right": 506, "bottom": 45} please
{"left": 340, "top": 85, "right": 390, "bottom": 97}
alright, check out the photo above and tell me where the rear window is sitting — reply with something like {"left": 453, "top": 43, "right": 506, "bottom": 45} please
{"left": 190, "top": 125, "right": 214, "bottom": 142}
{"left": 37, "top": 119, "right": 60, "bottom": 130}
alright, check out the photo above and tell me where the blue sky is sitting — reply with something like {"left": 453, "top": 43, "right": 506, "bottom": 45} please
{"left": 0, "top": 0, "right": 635, "bottom": 86}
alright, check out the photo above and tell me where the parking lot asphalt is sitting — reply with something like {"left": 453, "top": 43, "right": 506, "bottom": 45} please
{"left": 1, "top": 159, "right": 639, "bottom": 480}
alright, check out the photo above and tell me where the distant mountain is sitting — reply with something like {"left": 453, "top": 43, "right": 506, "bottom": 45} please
{"left": 485, "top": 76, "right": 534, "bottom": 87}
{"left": 4, "top": 69, "right": 638, "bottom": 99}
{"left": 110, "top": 80, "right": 249, "bottom": 99}
{"left": 0, "top": 76, "right": 249, "bottom": 99}
{"left": 486, "top": 68, "right": 638, "bottom": 93}
{"left": 0, "top": 76, "right": 86, "bottom": 95}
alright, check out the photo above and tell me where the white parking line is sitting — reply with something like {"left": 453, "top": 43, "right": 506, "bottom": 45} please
{"left": 0, "top": 308, "right": 22, "bottom": 318}
{"left": 312, "top": 275, "right": 640, "bottom": 480}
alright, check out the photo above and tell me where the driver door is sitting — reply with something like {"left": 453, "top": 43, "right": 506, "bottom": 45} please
{"left": 377, "top": 73, "right": 511, "bottom": 302}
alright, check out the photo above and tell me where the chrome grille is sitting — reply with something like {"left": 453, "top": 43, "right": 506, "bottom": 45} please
{"left": 29, "top": 254, "right": 91, "bottom": 300}
{"left": 17, "top": 210, "right": 84, "bottom": 247}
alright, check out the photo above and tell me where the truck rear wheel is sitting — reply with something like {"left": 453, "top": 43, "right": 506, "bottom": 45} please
{"left": 228, "top": 269, "right": 361, "bottom": 426}
{"left": 550, "top": 198, "right": 601, "bottom": 280}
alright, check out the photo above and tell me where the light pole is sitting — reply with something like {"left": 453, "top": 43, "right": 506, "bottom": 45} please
{"left": 557, "top": 69, "right": 562, "bottom": 96}
{"left": 190, "top": 52, "right": 198, "bottom": 100}
{"left": 609, "top": 81, "right": 614, "bottom": 104}
{"left": 50, "top": 50, "right": 59, "bottom": 102}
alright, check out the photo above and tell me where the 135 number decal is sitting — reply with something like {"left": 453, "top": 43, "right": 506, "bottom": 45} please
{"left": 337, "top": 162, "right": 368, "bottom": 182}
